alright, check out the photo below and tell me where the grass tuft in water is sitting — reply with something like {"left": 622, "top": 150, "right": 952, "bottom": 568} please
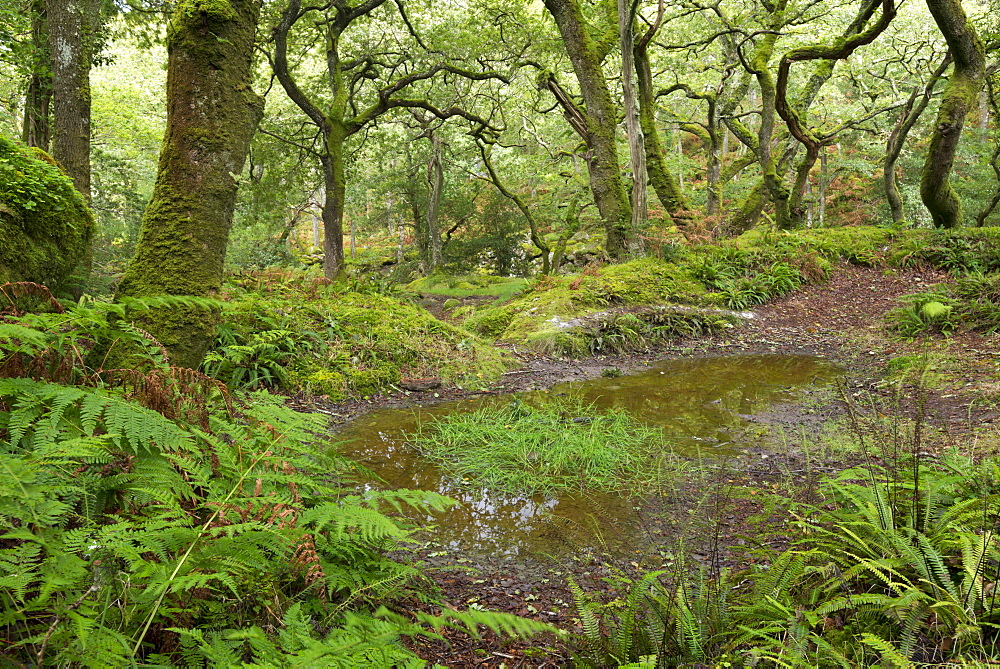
{"left": 411, "top": 397, "right": 671, "bottom": 494}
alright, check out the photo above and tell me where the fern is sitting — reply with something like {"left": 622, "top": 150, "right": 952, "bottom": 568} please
{"left": 0, "top": 358, "right": 551, "bottom": 666}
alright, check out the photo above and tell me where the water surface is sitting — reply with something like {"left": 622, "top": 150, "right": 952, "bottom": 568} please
{"left": 333, "top": 354, "right": 839, "bottom": 556}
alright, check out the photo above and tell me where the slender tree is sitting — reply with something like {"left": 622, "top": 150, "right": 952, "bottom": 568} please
{"left": 269, "top": 0, "right": 507, "bottom": 280}
{"left": 22, "top": 0, "right": 51, "bottom": 150}
{"left": 632, "top": 0, "right": 690, "bottom": 226}
{"left": 116, "top": 0, "right": 264, "bottom": 368}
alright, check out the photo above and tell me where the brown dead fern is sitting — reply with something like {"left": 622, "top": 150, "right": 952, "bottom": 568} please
{"left": 0, "top": 282, "right": 64, "bottom": 317}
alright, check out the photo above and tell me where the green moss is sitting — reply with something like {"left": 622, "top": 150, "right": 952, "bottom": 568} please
{"left": 465, "top": 305, "right": 516, "bottom": 338}
{"left": 289, "top": 369, "right": 347, "bottom": 400}
{"left": 404, "top": 274, "right": 530, "bottom": 301}
{"left": 211, "top": 282, "right": 513, "bottom": 397}
{"left": 0, "top": 134, "right": 94, "bottom": 295}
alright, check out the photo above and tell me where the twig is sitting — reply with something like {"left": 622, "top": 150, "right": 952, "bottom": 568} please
{"left": 36, "top": 584, "right": 99, "bottom": 666}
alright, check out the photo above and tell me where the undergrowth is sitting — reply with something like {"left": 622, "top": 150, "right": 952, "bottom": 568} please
{"left": 461, "top": 227, "right": 1000, "bottom": 355}
{"left": 206, "top": 269, "right": 512, "bottom": 398}
{"left": 568, "top": 373, "right": 1000, "bottom": 667}
{"left": 0, "top": 283, "right": 552, "bottom": 666}
{"left": 886, "top": 271, "right": 1000, "bottom": 336}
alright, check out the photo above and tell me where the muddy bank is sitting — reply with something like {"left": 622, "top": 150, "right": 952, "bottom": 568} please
{"left": 292, "top": 263, "right": 998, "bottom": 667}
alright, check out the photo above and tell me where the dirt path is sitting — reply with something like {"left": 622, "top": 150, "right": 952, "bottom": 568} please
{"left": 300, "top": 264, "right": 1000, "bottom": 667}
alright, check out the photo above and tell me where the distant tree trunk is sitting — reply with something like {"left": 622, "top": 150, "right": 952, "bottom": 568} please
{"left": 46, "top": 0, "right": 101, "bottom": 201}
{"left": 476, "top": 139, "right": 551, "bottom": 275}
{"left": 975, "top": 79, "right": 1000, "bottom": 226}
{"left": 22, "top": 0, "right": 52, "bottom": 151}
{"left": 543, "top": 0, "right": 633, "bottom": 259}
{"left": 921, "top": 0, "right": 986, "bottom": 228}
{"left": 426, "top": 133, "right": 444, "bottom": 271}
{"left": 818, "top": 150, "right": 827, "bottom": 226}
{"left": 885, "top": 57, "right": 949, "bottom": 225}
{"left": 116, "top": 0, "right": 264, "bottom": 369}
{"left": 633, "top": 3, "right": 690, "bottom": 227}
{"left": 618, "top": 0, "right": 646, "bottom": 254}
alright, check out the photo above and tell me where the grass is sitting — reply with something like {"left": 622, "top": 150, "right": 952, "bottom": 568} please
{"left": 411, "top": 396, "right": 674, "bottom": 495}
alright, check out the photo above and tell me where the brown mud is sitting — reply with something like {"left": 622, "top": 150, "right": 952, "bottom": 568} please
{"left": 291, "top": 263, "right": 1000, "bottom": 667}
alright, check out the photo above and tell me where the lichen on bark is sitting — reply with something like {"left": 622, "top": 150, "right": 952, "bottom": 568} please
{"left": 116, "top": 0, "right": 263, "bottom": 369}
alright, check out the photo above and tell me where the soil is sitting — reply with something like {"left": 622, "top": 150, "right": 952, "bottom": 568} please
{"left": 291, "top": 263, "right": 1000, "bottom": 667}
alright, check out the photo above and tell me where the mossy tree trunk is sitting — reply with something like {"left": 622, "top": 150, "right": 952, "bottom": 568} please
{"left": 618, "top": 0, "right": 647, "bottom": 252}
{"left": 920, "top": 0, "right": 986, "bottom": 228}
{"left": 22, "top": 0, "right": 52, "bottom": 151}
{"left": 542, "top": 0, "right": 633, "bottom": 259}
{"left": 426, "top": 132, "right": 444, "bottom": 271}
{"left": 633, "top": 7, "right": 690, "bottom": 227}
{"left": 885, "top": 54, "right": 950, "bottom": 224}
{"left": 116, "top": 0, "right": 264, "bottom": 370}
{"left": 46, "top": 0, "right": 101, "bottom": 201}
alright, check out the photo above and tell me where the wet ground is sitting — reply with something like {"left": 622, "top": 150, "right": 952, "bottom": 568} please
{"left": 288, "top": 263, "right": 1000, "bottom": 667}
{"left": 333, "top": 353, "right": 842, "bottom": 559}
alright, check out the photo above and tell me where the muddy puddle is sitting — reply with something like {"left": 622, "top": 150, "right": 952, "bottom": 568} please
{"left": 332, "top": 354, "right": 841, "bottom": 557}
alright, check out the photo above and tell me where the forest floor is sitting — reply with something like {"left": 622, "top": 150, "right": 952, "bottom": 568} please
{"left": 294, "top": 263, "right": 1000, "bottom": 667}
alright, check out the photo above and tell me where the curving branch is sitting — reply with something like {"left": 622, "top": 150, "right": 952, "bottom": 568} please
{"left": 775, "top": 0, "right": 896, "bottom": 151}
{"left": 921, "top": 0, "right": 987, "bottom": 228}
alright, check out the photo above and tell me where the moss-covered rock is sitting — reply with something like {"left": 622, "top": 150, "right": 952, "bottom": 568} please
{"left": 0, "top": 134, "right": 93, "bottom": 294}
{"left": 465, "top": 304, "right": 517, "bottom": 338}
{"left": 213, "top": 284, "right": 513, "bottom": 399}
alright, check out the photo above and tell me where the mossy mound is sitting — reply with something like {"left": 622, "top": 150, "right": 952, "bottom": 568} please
{"left": 0, "top": 134, "right": 94, "bottom": 294}
{"left": 211, "top": 285, "right": 513, "bottom": 399}
{"left": 462, "top": 257, "right": 721, "bottom": 354}
{"left": 404, "top": 273, "right": 530, "bottom": 301}
{"left": 461, "top": 228, "right": 1000, "bottom": 356}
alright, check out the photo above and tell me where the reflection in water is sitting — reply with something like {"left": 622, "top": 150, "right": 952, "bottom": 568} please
{"left": 333, "top": 354, "right": 840, "bottom": 556}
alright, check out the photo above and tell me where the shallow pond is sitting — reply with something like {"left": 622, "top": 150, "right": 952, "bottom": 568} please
{"left": 333, "top": 354, "right": 841, "bottom": 557}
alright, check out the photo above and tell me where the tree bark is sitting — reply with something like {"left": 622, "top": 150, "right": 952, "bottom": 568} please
{"left": 46, "top": 0, "right": 101, "bottom": 201}
{"left": 116, "top": 0, "right": 264, "bottom": 369}
{"left": 543, "top": 0, "right": 633, "bottom": 259}
{"left": 426, "top": 132, "right": 444, "bottom": 271}
{"left": 885, "top": 55, "right": 950, "bottom": 224}
{"left": 22, "top": 0, "right": 52, "bottom": 151}
{"left": 618, "top": 0, "right": 647, "bottom": 253}
{"left": 921, "top": 0, "right": 986, "bottom": 228}
{"left": 633, "top": 1, "right": 690, "bottom": 226}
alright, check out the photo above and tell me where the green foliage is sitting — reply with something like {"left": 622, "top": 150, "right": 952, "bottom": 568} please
{"left": 405, "top": 273, "right": 530, "bottom": 302}
{"left": 570, "top": 453, "right": 1000, "bottom": 666}
{"left": 209, "top": 270, "right": 513, "bottom": 397}
{"left": 0, "top": 134, "right": 94, "bottom": 294}
{"left": 889, "top": 229, "right": 1000, "bottom": 274}
{"left": 886, "top": 272, "right": 1000, "bottom": 336}
{"left": 886, "top": 287, "right": 961, "bottom": 336}
{"left": 411, "top": 396, "right": 674, "bottom": 494}
{"left": 0, "top": 304, "right": 552, "bottom": 666}
{"left": 201, "top": 324, "right": 306, "bottom": 390}
{"left": 464, "top": 304, "right": 517, "bottom": 338}
{"left": 586, "top": 307, "right": 737, "bottom": 355}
